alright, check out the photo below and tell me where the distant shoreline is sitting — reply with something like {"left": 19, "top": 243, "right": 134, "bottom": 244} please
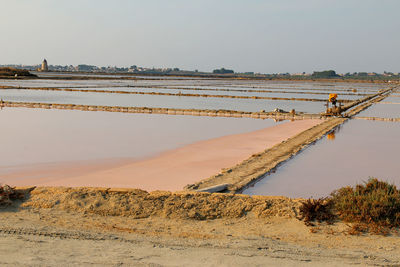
{"left": 35, "top": 72, "right": 395, "bottom": 83}
{"left": 1, "top": 68, "right": 397, "bottom": 83}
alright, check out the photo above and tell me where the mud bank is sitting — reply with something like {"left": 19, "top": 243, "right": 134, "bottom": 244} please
{"left": 354, "top": 116, "right": 400, "bottom": 122}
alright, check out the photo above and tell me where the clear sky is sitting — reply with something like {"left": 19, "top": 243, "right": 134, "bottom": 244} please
{"left": 1, "top": 0, "right": 399, "bottom": 73}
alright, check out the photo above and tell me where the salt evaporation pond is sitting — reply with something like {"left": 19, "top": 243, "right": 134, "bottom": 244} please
{"left": 0, "top": 107, "right": 279, "bottom": 174}
{"left": 1, "top": 79, "right": 385, "bottom": 95}
{"left": 176, "top": 83, "right": 383, "bottom": 94}
{"left": 357, "top": 102, "right": 400, "bottom": 118}
{"left": 381, "top": 96, "right": 400, "bottom": 103}
{"left": 65, "top": 87, "right": 364, "bottom": 101}
{"left": 243, "top": 120, "right": 400, "bottom": 198}
{"left": 0, "top": 108, "right": 277, "bottom": 167}
{"left": 0, "top": 89, "right": 325, "bottom": 113}
{"left": 0, "top": 79, "right": 134, "bottom": 88}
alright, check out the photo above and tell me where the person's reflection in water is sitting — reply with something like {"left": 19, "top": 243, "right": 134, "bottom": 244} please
{"left": 327, "top": 132, "right": 335, "bottom": 141}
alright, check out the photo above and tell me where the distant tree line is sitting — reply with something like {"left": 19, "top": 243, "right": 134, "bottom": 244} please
{"left": 311, "top": 70, "right": 339, "bottom": 78}
{"left": 213, "top": 68, "right": 234, "bottom": 74}
{"left": 77, "top": 64, "right": 98, "bottom": 71}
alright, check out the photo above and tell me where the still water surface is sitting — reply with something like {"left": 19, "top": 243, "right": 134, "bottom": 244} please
{"left": 0, "top": 89, "right": 326, "bottom": 113}
{"left": 0, "top": 107, "right": 279, "bottom": 167}
{"left": 243, "top": 120, "right": 400, "bottom": 198}
{"left": 358, "top": 102, "right": 400, "bottom": 118}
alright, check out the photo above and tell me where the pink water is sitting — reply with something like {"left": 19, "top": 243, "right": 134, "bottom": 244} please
{"left": 0, "top": 107, "right": 278, "bottom": 168}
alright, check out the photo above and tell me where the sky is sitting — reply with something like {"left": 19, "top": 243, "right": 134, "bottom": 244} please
{"left": 1, "top": 0, "right": 399, "bottom": 73}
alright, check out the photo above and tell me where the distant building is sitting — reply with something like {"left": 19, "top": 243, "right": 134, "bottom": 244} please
{"left": 40, "top": 59, "right": 48, "bottom": 72}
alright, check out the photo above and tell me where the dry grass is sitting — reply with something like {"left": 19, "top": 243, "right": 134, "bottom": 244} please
{"left": 0, "top": 185, "right": 25, "bottom": 206}
{"left": 331, "top": 178, "right": 400, "bottom": 225}
{"left": 299, "top": 198, "right": 335, "bottom": 226}
{"left": 331, "top": 178, "right": 400, "bottom": 229}
{"left": 299, "top": 178, "right": 400, "bottom": 235}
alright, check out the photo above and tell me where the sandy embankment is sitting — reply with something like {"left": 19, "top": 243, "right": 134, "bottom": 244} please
{"left": 2, "top": 119, "right": 322, "bottom": 191}
{"left": 1, "top": 187, "right": 400, "bottom": 266}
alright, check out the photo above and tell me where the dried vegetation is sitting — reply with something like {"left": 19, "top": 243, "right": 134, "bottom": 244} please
{"left": 0, "top": 185, "right": 25, "bottom": 206}
{"left": 332, "top": 178, "right": 400, "bottom": 234}
{"left": 299, "top": 198, "right": 335, "bottom": 226}
{"left": 299, "top": 178, "right": 400, "bottom": 235}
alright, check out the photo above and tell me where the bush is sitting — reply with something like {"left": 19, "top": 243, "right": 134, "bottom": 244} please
{"left": 299, "top": 178, "right": 400, "bottom": 234}
{"left": 299, "top": 198, "right": 335, "bottom": 226}
{"left": 331, "top": 178, "right": 400, "bottom": 227}
{"left": 0, "top": 185, "right": 24, "bottom": 206}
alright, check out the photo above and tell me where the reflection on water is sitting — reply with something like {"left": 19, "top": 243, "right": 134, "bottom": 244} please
{"left": 326, "top": 124, "right": 343, "bottom": 141}
{"left": 243, "top": 120, "right": 400, "bottom": 198}
{"left": 326, "top": 132, "right": 336, "bottom": 141}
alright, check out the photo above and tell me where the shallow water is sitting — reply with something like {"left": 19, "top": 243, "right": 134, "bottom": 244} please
{"left": 173, "top": 83, "right": 383, "bottom": 93}
{"left": 0, "top": 89, "right": 326, "bottom": 113}
{"left": 357, "top": 102, "right": 400, "bottom": 118}
{"left": 380, "top": 96, "right": 400, "bottom": 103}
{"left": 0, "top": 107, "right": 279, "bottom": 168}
{"left": 243, "top": 120, "right": 400, "bottom": 198}
{"left": 1, "top": 79, "right": 385, "bottom": 94}
{"left": 0, "top": 78, "right": 231, "bottom": 88}
{"left": 0, "top": 79, "right": 388, "bottom": 114}
{"left": 62, "top": 87, "right": 364, "bottom": 100}
{"left": 0, "top": 79, "right": 134, "bottom": 88}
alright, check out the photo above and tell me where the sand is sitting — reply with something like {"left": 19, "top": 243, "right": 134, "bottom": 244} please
{"left": 1, "top": 119, "right": 322, "bottom": 191}
{"left": 1, "top": 188, "right": 399, "bottom": 266}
